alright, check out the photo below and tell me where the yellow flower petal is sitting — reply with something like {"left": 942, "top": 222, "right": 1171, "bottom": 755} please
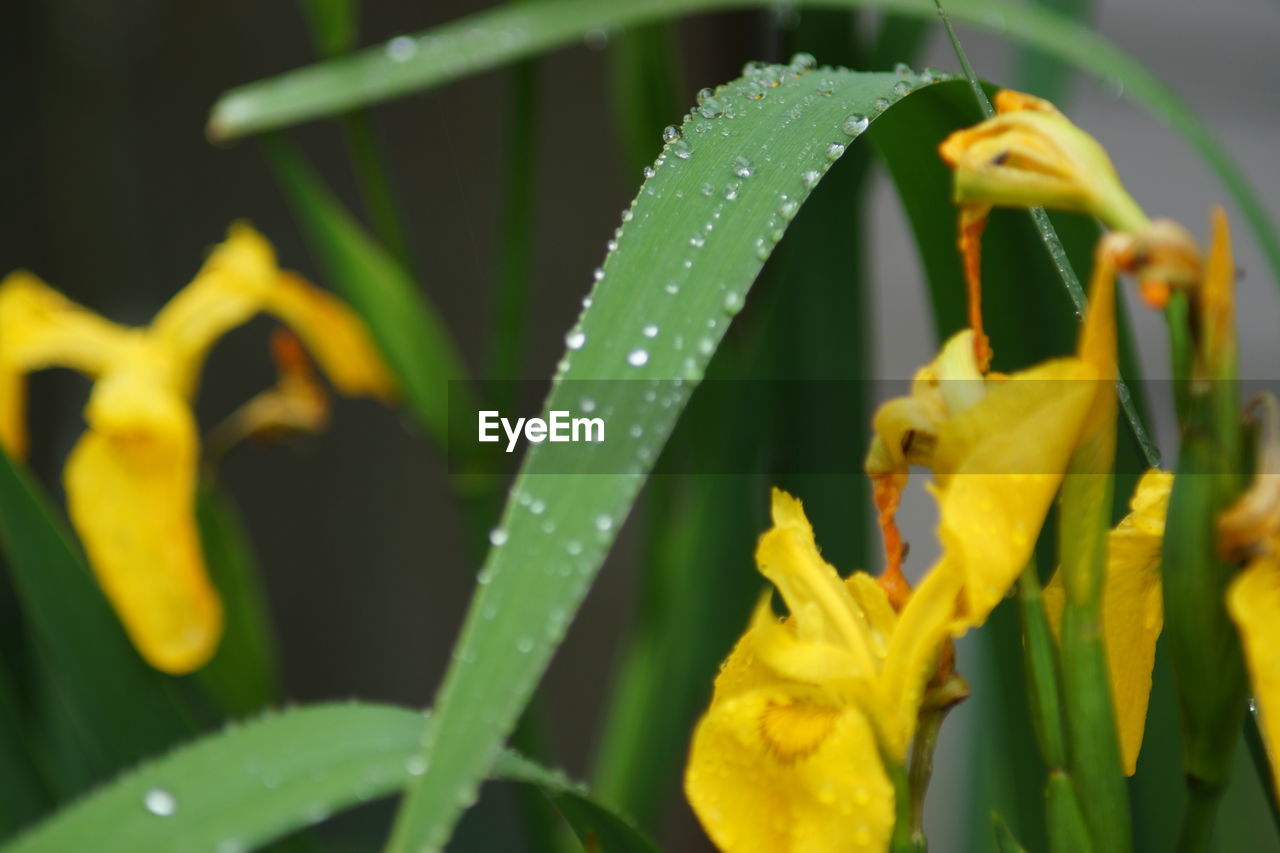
{"left": 1227, "top": 554, "right": 1280, "bottom": 807}
{"left": 150, "top": 223, "right": 282, "bottom": 392}
{"left": 263, "top": 272, "right": 397, "bottom": 400}
{"left": 1044, "top": 468, "right": 1173, "bottom": 774}
{"left": 64, "top": 413, "right": 221, "bottom": 675}
{"left": 0, "top": 271, "right": 131, "bottom": 457}
{"left": 756, "top": 489, "right": 876, "bottom": 672}
{"left": 877, "top": 562, "right": 964, "bottom": 761}
{"left": 932, "top": 359, "right": 1097, "bottom": 627}
{"left": 152, "top": 224, "right": 395, "bottom": 400}
{"left": 686, "top": 630, "right": 895, "bottom": 853}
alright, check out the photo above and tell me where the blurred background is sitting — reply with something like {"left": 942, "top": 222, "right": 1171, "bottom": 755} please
{"left": 1, "top": 0, "right": 1277, "bottom": 849}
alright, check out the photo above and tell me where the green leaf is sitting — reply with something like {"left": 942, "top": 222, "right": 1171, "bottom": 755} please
{"left": 3, "top": 703, "right": 655, "bottom": 853}
{"left": 0, "top": 651, "right": 51, "bottom": 838}
{"left": 206, "top": 0, "right": 1280, "bottom": 293}
{"left": 0, "top": 450, "right": 194, "bottom": 793}
{"left": 385, "top": 66, "right": 955, "bottom": 852}
{"left": 297, "top": 0, "right": 358, "bottom": 59}
{"left": 192, "top": 488, "right": 279, "bottom": 718}
{"left": 265, "top": 139, "right": 469, "bottom": 444}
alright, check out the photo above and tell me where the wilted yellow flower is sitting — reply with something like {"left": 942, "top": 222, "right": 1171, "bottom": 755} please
{"left": 0, "top": 224, "right": 395, "bottom": 674}
{"left": 938, "top": 90, "right": 1147, "bottom": 369}
{"left": 938, "top": 90, "right": 1146, "bottom": 233}
{"left": 685, "top": 489, "right": 961, "bottom": 852}
{"left": 1043, "top": 468, "right": 1173, "bottom": 774}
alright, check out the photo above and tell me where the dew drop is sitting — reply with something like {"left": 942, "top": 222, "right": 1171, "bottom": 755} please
{"left": 629, "top": 425, "right": 644, "bottom": 439}
{"left": 801, "top": 169, "right": 821, "bottom": 188}
{"left": 690, "top": 233, "right": 705, "bottom": 248}
{"left": 565, "top": 330, "right": 586, "bottom": 350}
{"left": 696, "top": 87, "right": 715, "bottom": 105}
{"left": 643, "top": 324, "right": 659, "bottom": 338}
{"left": 672, "top": 140, "right": 693, "bottom": 160}
{"left": 592, "top": 267, "right": 605, "bottom": 282}
{"left": 841, "top": 113, "right": 869, "bottom": 136}
{"left": 697, "top": 337, "right": 715, "bottom": 356}
{"left": 825, "top": 142, "right": 846, "bottom": 161}
{"left": 627, "top": 348, "right": 649, "bottom": 367}
{"left": 790, "top": 52, "right": 817, "bottom": 71}
{"left": 893, "top": 80, "right": 913, "bottom": 97}
{"left": 894, "top": 61, "right": 913, "bottom": 76}
{"left": 732, "top": 155, "right": 755, "bottom": 178}
{"left": 642, "top": 165, "right": 656, "bottom": 179}
{"left": 567, "top": 539, "right": 584, "bottom": 556}
{"left": 594, "top": 513, "right": 615, "bottom": 532}
{"left": 724, "top": 181, "right": 741, "bottom": 201}
{"left": 664, "top": 281, "right": 680, "bottom": 295}
{"left": 699, "top": 182, "right": 714, "bottom": 197}
{"left": 661, "top": 125, "right": 682, "bottom": 143}
{"left": 144, "top": 788, "right": 177, "bottom": 817}
{"left": 488, "top": 528, "right": 508, "bottom": 547}
{"left": 723, "top": 291, "right": 744, "bottom": 314}
{"left": 516, "top": 636, "right": 534, "bottom": 654}
{"left": 386, "top": 36, "right": 418, "bottom": 62}
{"left": 873, "top": 97, "right": 891, "bottom": 111}
{"left": 406, "top": 755, "right": 428, "bottom": 776}
{"left": 580, "top": 397, "right": 596, "bottom": 413}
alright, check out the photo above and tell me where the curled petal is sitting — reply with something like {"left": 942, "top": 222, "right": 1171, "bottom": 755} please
{"left": 64, "top": 413, "right": 221, "bottom": 674}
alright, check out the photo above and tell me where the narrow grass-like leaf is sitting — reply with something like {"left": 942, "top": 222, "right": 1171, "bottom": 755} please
{"left": 3, "top": 703, "right": 656, "bottom": 853}
{"left": 0, "top": 653, "right": 51, "bottom": 838}
{"left": 265, "top": 140, "right": 469, "bottom": 443}
{"left": 0, "top": 450, "right": 194, "bottom": 792}
{"left": 386, "top": 66, "right": 955, "bottom": 852}
{"left": 206, "top": 0, "right": 1280, "bottom": 293}
{"left": 297, "top": 0, "right": 358, "bottom": 59}
{"left": 192, "top": 488, "right": 279, "bottom": 718}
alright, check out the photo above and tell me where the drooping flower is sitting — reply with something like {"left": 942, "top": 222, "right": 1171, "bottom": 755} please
{"left": 937, "top": 89, "right": 1147, "bottom": 367}
{"left": 1043, "top": 468, "right": 1174, "bottom": 774}
{"left": 864, "top": 247, "right": 1119, "bottom": 631}
{"left": 0, "top": 224, "right": 395, "bottom": 673}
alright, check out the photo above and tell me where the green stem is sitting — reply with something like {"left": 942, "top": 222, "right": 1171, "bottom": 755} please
{"left": 489, "top": 56, "right": 539, "bottom": 392}
{"left": 341, "top": 112, "right": 415, "bottom": 271}
{"left": 1177, "top": 777, "right": 1222, "bottom": 853}
{"left": 890, "top": 762, "right": 925, "bottom": 853}
{"left": 1016, "top": 560, "right": 1066, "bottom": 770}
{"left": 907, "top": 702, "right": 949, "bottom": 851}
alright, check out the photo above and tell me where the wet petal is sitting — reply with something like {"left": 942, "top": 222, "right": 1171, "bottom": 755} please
{"left": 687, "top": 651, "right": 894, "bottom": 853}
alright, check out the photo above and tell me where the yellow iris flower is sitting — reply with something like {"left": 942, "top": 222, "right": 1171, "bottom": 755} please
{"left": 684, "top": 489, "right": 960, "bottom": 853}
{"left": 687, "top": 219, "right": 1128, "bottom": 850}
{"left": 1043, "top": 468, "right": 1174, "bottom": 774}
{"left": 0, "top": 223, "right": 394, "bottom": 674}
